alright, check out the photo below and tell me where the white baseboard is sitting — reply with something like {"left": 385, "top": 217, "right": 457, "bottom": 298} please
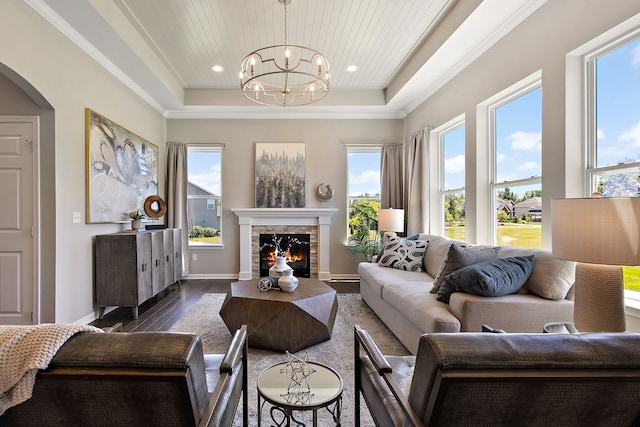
{"left": 185, "top": 273, "right": 240, "bottom": 280}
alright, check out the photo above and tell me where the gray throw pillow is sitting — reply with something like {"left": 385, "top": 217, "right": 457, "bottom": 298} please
{"left": 436, "top": 255, "right": 536, "bottom": 304}
{"left": 378, "top": 236, "right": 428, "bottom": 272}
{"left": 430, "top": 244, "right": 500, "bottom": 293}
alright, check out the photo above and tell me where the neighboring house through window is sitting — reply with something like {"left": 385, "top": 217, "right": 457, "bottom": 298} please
{"left": 187, "top": 146, "right": 223, "bottom": 246}
{"left": 482, "top": 72, "right": 542, "bottom": 249}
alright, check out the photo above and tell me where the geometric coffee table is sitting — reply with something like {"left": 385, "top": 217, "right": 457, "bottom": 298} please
{"left": 219, "top": 278, "right": 338, "bottom": 353}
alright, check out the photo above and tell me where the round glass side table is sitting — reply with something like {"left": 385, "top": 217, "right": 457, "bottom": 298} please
{"left": 257, "top": 361, "right": 343, "bottom": 426}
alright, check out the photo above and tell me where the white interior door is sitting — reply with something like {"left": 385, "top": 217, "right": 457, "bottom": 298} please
{"left": 0, "top": 118, "right": 37, "bottom": 325}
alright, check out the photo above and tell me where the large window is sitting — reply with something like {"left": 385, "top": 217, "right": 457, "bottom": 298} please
{"left": 586, "top": 33, "right": 640, "bottom": 292}
{"left": 441, "top": 122, "right": 465, "bottom": 240}
{"left": 187, "top": 146, "right": 222, "bottom": 246}
{"left": 491, "top": 84, "right": 542, "bottom": 249}
{"left": 347, "top": 147, "right": 381, "bottom": 244}
{"left": 587, "top": 34, "right": 640, "bottom": 197}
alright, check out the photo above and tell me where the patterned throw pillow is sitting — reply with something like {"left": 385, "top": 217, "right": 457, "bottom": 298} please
{"left": 378, "top": 236, "right": 428, "bottom": 272}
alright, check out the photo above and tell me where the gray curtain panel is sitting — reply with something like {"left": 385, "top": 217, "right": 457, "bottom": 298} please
{"left": 166, "top": 142, "right": 189, "bottom": 277}
{"left": 405, "top": 129, "right": 428, "bottom": 235}
{"left": 380, "top": 144, "right": 403, "bottom": 209}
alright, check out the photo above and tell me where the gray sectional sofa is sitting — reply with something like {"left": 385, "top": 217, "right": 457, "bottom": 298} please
{"left": 359, "top": 233, "right": 575, "bottom": 353}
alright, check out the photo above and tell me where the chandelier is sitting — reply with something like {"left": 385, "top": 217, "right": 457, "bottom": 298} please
{"left": 239, "top": 0, "right": 330, "bottom": 107}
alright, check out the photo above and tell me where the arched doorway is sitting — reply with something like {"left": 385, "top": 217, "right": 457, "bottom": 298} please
{"left": 0, "top": 63, "right": 55, "bottom": 324}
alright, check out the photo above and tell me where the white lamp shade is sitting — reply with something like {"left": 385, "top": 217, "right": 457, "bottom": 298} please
{"left": 551, "top": 197, "right": 640, "bottom": 266}
{"left": 378, "top": 208, "right": 404, "bottom": 232}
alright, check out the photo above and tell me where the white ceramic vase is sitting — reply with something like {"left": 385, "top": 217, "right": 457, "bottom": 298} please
{"left": 278, "top": 269, "right": 298, "bottom": 292}
{"left": 269, "top": 256, "right": 292, "bottom": 280}
{"left": 131, "top": 219, "right": 142, "bottom": 230}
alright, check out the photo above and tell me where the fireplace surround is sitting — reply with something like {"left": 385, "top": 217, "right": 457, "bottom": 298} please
{"left": 232, "top": 208, "right": 337, "bottom": 280}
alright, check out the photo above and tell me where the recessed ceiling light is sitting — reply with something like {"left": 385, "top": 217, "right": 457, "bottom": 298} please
{"left": 211, "top": 65, "right": 224, "bottom": 72}
{"left": 346, "top": 65, "right": 358, "bottom": 72}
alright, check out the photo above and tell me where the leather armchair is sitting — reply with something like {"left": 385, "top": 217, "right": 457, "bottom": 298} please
{"left": 1, "top": 325, "right": 248, "bottom": 427}
{"left": 355, "top": 325, "right": 640, "bottom": 426}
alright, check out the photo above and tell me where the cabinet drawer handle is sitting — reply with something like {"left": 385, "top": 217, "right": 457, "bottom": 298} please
{"left": 141, "top": 263, "right": 146, "bottom": 272}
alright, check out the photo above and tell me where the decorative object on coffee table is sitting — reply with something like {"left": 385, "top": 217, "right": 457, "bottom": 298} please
{"left": 279, "top": 269, "right": 299, "bottom": 292}
{"left": 258, "top": 277, "right": 279, "bottom": 292}
{"left": 280, "top": 351, "right": 315, "bottom": 395}
{"left": 258, "top": 360, "right": 342, "bottom": 426}
{"left": 220, "top": 279, "right": 338, "bottom": 352}
{"left": 270, "top": 255, "right": 293, "bottom": 279}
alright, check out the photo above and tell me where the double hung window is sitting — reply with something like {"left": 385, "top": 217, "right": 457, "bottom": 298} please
{"left": 187, "top": 146, "right": 223, "bottom": 246}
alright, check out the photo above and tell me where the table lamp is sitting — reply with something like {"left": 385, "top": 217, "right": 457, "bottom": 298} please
{"left": 551, "top": 196, "right": 640, "bottom": 332}
{"left": 378, "top": 208, "right": 404, "bottom": 242}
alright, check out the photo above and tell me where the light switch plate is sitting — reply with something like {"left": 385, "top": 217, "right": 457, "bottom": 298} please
{"left": 72, "top": 212, "right": 81, "bottom": 223}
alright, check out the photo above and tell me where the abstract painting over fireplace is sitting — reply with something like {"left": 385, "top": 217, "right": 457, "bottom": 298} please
{"left": 259, "top": 233, "right": 311, "bottom": 278}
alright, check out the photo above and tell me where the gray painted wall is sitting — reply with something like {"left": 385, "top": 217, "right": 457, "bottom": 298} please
{"left": 167, "top": 118, "right": 403, "bottom": 277}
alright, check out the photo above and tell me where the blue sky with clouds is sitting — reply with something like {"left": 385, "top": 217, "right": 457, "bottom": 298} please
{"left": 188, "top": 150, "right": 221, "bottom": 196}
{"left": 596, "top": 37, "right": 640, "bottom": 166}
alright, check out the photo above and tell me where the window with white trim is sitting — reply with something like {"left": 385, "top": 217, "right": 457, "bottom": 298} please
{"left": 440, "top": 121, "right": 465, "bottom": 240}
{"left": 490, "top": 83, "right": 542, "bottom": 249}
{"left": 346, "top": 146, "right": 381, "bottom": 242}
{"left": 586, "top": 33, "right": 640, "bottom": 197}
{"left": 585, "top": 31, "right": 640, "bottom": 293}
{"left": 187, "top": 146, "right": 223, "bottom": 246}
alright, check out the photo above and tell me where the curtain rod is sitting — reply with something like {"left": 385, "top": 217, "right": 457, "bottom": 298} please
{"left": 342, "top": 142, "right": 402, "bottom": 149}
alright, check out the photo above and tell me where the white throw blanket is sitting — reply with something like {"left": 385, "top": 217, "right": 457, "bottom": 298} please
{"left": 0, "top": 323, "right": 103, "bottom": 415}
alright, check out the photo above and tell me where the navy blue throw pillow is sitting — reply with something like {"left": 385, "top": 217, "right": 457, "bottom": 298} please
{"left": 436, "top": 255, "right": 536, "bottom": 304}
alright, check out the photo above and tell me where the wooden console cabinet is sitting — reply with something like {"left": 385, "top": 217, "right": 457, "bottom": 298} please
{"left": 95, "top": 228, "right": 182, "bottom": 319}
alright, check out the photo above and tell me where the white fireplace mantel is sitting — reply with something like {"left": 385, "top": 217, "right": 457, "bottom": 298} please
{"left": 232, "top": 208, "right": 338, "bottom": 280}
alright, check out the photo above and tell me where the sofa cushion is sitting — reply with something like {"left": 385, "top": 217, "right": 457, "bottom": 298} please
{"left": 436, "top": 255, "right": 535, "bottom": 304}
{"left": 382, "top": 283, "right": 461, "bottom": 333}
{"left": 359, "top": 262, "right": 433, "bottom": 299}
{"left": 499, "top": 247, "right": 575, "bottom": 300}
{"left": 379, "top": 236, "right": 428, "bottom": 272}
{"left": 431, "top": 244, "right": 501, "bottom": 293}
{"left": 422, "top": 236, "right": 458, "bottom": 277}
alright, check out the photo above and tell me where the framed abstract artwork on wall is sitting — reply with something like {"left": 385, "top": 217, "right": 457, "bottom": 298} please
{"left": 85, "top": 108, "right": 159, "bottom": 223}
{"left": 255, "top": 142, "right": 306, "bottom": 208}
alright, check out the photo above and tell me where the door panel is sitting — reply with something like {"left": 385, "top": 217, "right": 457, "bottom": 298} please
{"left": 0, "top": 121, "right": 35, "bottom": 324}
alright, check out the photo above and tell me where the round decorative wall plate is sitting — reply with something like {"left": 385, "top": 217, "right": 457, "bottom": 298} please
{"left": 144, "top": 195, "right": 167, "bottom": 218}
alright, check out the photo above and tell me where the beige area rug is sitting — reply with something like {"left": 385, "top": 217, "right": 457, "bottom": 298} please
{"left": 169, "top": 293, "right": 410, "bottom": 426}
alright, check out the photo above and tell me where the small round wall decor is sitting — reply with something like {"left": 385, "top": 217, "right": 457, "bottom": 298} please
{"left": 144, "top": 195, "right": 167, "bottom": 218}
{"left": 316, "top": 183, "right": 334, "bottom": 202}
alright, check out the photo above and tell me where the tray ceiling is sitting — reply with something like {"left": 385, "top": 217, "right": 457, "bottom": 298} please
{"left": 29, "top": 0, "right": 546, "bottom": 118}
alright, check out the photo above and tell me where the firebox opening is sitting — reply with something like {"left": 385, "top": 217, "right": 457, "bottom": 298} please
{"left": 259, "top": 233, "right": 311, "bottom": 278}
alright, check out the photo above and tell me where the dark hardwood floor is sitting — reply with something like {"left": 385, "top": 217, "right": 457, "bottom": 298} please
{"left": 90, "top": 279, "right": 359, "bottom": 333}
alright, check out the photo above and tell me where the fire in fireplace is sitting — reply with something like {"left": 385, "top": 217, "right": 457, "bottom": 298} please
{"left": 259, "top": 233, "right": 311, "bottom": 278}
